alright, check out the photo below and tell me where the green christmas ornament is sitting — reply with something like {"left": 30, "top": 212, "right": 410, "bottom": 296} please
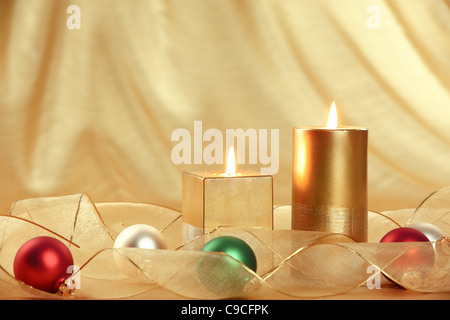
{"left": 197, "top": 236, "right": 257, "bottom": 297}
{"left": 201, "top": 236, "right": 257, "bottom": 272}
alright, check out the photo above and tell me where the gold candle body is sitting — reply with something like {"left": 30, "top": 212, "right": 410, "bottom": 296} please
{"left": 182, "top": 171, "right": 273, "bottom": 233}
{"left": 292, "top": 127, "right": 368, "bottom": 242}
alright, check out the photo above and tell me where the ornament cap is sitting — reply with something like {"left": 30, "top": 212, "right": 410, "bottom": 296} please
{"left": 55, "top": 276, "right": 76, "bottom": 297}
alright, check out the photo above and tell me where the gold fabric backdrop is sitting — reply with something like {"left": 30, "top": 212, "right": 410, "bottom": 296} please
{"left": 0, "top": 0, "right": 449, "bottom": 214}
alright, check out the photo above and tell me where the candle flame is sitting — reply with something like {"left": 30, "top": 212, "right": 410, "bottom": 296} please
{"left": 327, "top": 101, "right": 338, "bottom": 128}
{"left": 225, "top": 146, "right": 236, "bottom": 175}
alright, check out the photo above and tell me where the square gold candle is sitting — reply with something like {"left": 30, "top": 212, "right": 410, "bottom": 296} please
{"left": 183, "top": 146, "right": 273, "bottom": 234}
{"left": 182, "top": 171, "right": 273, "bottom": 232}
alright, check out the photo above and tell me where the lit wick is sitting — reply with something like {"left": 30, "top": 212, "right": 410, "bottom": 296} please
{"left": 327, "top": 101, "right": 338, "bottom": 129}
{"left": 225, "top": 146, "right": 236, "bottom": 176}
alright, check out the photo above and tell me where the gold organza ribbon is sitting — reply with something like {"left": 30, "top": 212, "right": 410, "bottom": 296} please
{"left": 0, "top": 189, "right": 449, "bottom": 299}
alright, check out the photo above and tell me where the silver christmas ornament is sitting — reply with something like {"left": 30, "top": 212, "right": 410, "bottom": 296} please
{"left": 114, "top": 224, "right": 168, "bottom": 250}
{"left": 409, "top": 222, "right": 445, "bottom": 242}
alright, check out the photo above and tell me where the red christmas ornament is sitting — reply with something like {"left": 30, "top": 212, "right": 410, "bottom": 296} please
{"left": 13, "top": 236, "right": 74, "bottom": 293}
{"left": 380, "top": 227, "right": 430, "bottom": 243}
{"left": 380, "top": 227, "right": 434, "bottom": 277}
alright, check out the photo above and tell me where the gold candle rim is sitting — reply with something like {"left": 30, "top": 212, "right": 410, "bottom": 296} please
{"left": 183, "top": 170, "right": 272, "bottom": 179}
{"left": 293, "top": 126, "right": 368, "bottom": 132}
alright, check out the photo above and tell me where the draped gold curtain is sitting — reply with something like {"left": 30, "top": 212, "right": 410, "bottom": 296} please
{"left": 0, "top": 0, "right": 449, "bottom": 214}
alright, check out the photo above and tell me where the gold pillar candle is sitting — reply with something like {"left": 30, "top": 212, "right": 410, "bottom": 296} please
{"left": 292, "top": 102, "right": 368, "bottom": 242}
{"left": 182, "top": 147, "right": 273, "bottom": 237}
